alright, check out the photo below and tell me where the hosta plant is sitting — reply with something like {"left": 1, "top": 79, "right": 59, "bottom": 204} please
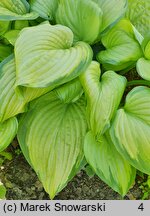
{"left": 0, "top": 0, "right": 150, "bottom": 199}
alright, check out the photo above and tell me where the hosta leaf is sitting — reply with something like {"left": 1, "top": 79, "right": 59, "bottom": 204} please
{"left": 84, "top": 131, "right": 136, "bottom": 196}
{"left": 136, "top": 34, "right": 150, "bottom": 80}
{"left": 0, "top": 44, "right": 12, "bottom": 62}
{"left": 97, "top": 19, "right": 142, "bottom": 71}
{"left": 14, "top": 20, "right": 29, "bottom": 30}
{"left": 80, "top": 61, "right": 126, "bottom": 137}
{"left": 132, "top": 25, "right": 144, "bottom": 45}
{"left": 23, "top": 86, "right": 52, "bottom": 104}
{"left": 0, "top": 117, "right": 18, "bottom": 152}
{"left": 4, "top": 30, "right": 20, "bottom": 45}
{"left": 124, "top": 87, "right": 150, "bottom": 124}
{"left": 0, "top": 55, "right": 54, "bottom": 122}
{"left": 0, "top": 21, "right": 10, "bottom": 36}
{"left": 56, "top": 0, "right": 103, "bottom": 44}
{"left": 30, "top": 0, "right": 58, "bottom": 20}
{"left": 110, "top": 86, "right": 150, "bottom": 174}
{"left": 3, "top": 21, "right": 29, "bottom": 45}
{"left": 55, "top": 79, "right": 83, "bottom": 103}
{"left": 0, "top": 55, "right": 26, "bottom": 122}
{"left": 136, "top": 58, "right": 150, "bottom": 81}
{"left": 140, "top": 34, "right": 150, "bottom": 59}
{"left": 0, "top": 182, "right": 6, "bottom": 200}
{"left": 0, "top": 0, "right": 38, "bottom": 20}
{"left": 15, "top": 22, "right": 92, "bottom": 88}
{"left": 18, "top": 91, "right": 87, "bottom": 199}
{"left": 84, "top": 165, "right": 95, "bottom": 178}
{"left": 126, "top": 0, "right": 150, "bottom": 37}
{"left": 93, "top": 0, "right": 127, "bottom": 33}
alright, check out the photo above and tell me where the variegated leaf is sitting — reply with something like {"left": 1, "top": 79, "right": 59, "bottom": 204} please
{"left": 84, "top": 131, "right": 136, "bottom": 196}
{"left": 15, "top": 22, "right": 93, "bottom": 89}
{"left": 0, "top": 117, "right": 18, "bottom": 152}
{"left": 110, "top": 86, "right": 150, "bottom": 174}
{"left": 0, "top": 0, "right": 38, "bottom": 20}
{"left": 97, "top": 19, "right": 142, "bottom": 71}
{"left": 18, "top": 89, "right": 87, "bottom": 199}
{"left": 80, "top": 61, "right": 126, "bottom": 137}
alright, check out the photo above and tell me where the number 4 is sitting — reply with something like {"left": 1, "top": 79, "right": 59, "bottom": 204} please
{"left": 138, "top": 203, "right": 144, "bottom": 211}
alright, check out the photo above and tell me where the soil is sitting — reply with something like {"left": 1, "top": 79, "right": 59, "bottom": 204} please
{"left": 0, "top": 152, "right": 147, "bottom": 200}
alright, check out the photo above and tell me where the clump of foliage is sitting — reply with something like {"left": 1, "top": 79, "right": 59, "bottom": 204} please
{"left": 0, "top": 0, "right": 150, "bottom": 199}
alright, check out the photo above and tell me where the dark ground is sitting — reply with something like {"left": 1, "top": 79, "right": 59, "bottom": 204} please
{"left": 0, "top": 153, "right": 148, "bottom": 200}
